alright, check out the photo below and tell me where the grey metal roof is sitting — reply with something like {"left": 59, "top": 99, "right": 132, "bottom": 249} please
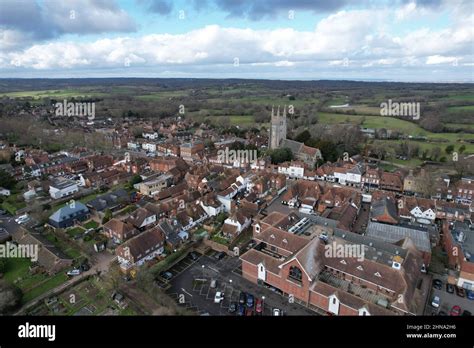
{"left": 366, "top": 221, "right": 431, "bottom": 253}
{"left": 49, "top": 201, "right": 88, "bottom": 222}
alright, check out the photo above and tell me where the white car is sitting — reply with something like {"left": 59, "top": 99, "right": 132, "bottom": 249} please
{"left": 431, "top": 295, "right": 440, "bottom": 308}
{"left": 214, "top": 291, "right": 224, "bottom": 304}
{"left": 15, "top": 214, "right": 30, "bottom": 224}
{"left": 67, "top": 269, "right": 81, "bottom": 277}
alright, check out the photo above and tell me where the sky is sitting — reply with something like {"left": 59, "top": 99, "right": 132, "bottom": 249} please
{"left": 0, "top": 0, "right": 473, "bottom": 82}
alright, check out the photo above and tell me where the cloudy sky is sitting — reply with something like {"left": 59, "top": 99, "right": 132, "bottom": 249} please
{"left": 0, "top": 0, "right": 473, "bottom": 81}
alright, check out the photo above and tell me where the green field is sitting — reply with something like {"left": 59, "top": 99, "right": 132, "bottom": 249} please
{"left": 1, "top": 89, "right": 107, "bottom": 99}
{"left": 136, "top": 90, "right": 190, "bottom": 101}
{"left": 447, "top": 105, "right": 474, "bottom": 113}
{"left": 440, "top": 94, "right": 474, "bottom": 102}
{"left": 2, "top": 258, "right": 68, "bottom": 304}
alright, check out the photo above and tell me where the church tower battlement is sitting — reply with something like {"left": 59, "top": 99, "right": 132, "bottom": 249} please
{"left": 269, "top": 105, "right": 287, "bottom": 149}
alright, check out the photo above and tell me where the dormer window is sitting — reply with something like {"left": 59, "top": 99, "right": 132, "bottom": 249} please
{"left": 289, "top": 266, "right": 303, "bottom": 283}
{"left": 374, "top": 272, "right": 382, "bottom": 278}
{"left": 357, "top": 265, "right": 364, "bottom": 271}
{"left": 340, "top": 259, "right": 347, "bottom": 265}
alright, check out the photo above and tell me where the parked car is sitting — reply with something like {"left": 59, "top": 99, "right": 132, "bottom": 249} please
{"left": 15, "top": 214, "right": 30, "bottom": 224}
{"left": 214, "top": 251, "right": 226, "bottom": 260}
{"left": 245, "top": 308, "right": 253, "bottom": 316}
{"left": 273, "top": 308, "right": 282, "bottom": 316}
{"left": 255, "top": 298, "right": 263, "bottom": 314}
{"left": 438, "top": 311, "right": 447, "bottom": 316}
{"left": 466, "top": 290, "right": 474, "bottom": 300}
{"left": 80, "top": 263, "right": 90, "bottom": 272}
{"left": 160, "top": 271, "right": 173, "bottom": 280}
{"left": 462, "top": 310, "right": 472, "bottom": 316}
{"left": 446, "top": 283, "right": 455, "bottom": 294}
{"left": 432, "top": 279, "right": 443, "bottom": 290}
{"left": 246, "top": 294, "right": 254, "bottom": 308}
{"left": 189, "top": 252, "right": 199, "bottom": 261}
{"left": 455, "top": 287, "right": 466, "bottom": 298}
{"left": 214, "top": 291, "right": 224, "bottom": 304}
{"left": 450, "top": 305, "right": 461, "bottom": 316}
{"left": 67, "top": 269, "right": 81, "bottom": 277}
{"left": 228, "top": 302, "right": 237, "bottom": 313}
{"left": 210, "top": 279, "right": 217, "bottom": 288}
{"left": 237, "top": 304, "right": 245, "bottom": 317}
{"left": 431, "top": 295, "right": 440, "bottom": 308}
{"left": 239, "top": 292, "right": 247, "bottom": 304}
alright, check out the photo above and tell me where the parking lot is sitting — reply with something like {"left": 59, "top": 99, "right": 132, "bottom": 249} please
{"left": 425, "top": 278, "right": 474, "bottom": 315}
{"left": 159, "top": 249, "right": 319, "bottom": 316}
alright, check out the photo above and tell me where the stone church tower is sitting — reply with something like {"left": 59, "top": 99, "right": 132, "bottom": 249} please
{"left": 269, "top": 105, "right": 287, "bottom": 149}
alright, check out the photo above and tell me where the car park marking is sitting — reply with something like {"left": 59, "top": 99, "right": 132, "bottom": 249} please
{"left": 181, "top": 288, "right": 193, "bottom": 297}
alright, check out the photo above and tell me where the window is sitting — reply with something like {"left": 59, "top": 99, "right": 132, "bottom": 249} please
{"left": 289, "top": 266, "right": 302, "bottom": 283}
{"left": 332, "top": 298, "right": 337, "bottom": 305}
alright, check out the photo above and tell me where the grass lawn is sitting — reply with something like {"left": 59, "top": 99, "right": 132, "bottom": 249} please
{"left": 66, "top": 227, "right": 85, "bottom": 238}
{"left": 83, "top": 220, "right": 99, "bottom": 229}
{"left": 22, "top": 272, "right": 69, "bottom": 304}
{"left": 211, "top": 233, "right": 230, "bottom": 246}
{"left": 1, "top": 193, "right": 26, "bottom": 214}
{"left": 43, "top": 232, "right": 82, "bottom": 260}
{"left": 2, "top": 257, "right": 32, "bottom": 284}
{"left": 2, "top": 257, "right": 69, "bottom": 304}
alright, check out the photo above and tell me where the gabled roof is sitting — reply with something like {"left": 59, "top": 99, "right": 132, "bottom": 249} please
{"left": 49, "top": 202, "right": 88, "bottom": 222}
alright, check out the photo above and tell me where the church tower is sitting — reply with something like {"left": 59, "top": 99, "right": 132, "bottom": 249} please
{"left": 269, "top": 105, "right": 287, "bottom": 149}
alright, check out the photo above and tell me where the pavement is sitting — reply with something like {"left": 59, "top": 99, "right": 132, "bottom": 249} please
{"left": 160, "top": 250, "right": 319, "bottom": 316}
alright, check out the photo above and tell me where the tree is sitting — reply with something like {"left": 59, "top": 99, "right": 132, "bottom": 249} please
{"left": 459, "top": 145, "right": 466, "bottom": 154}
{"left": 269, "top": 148, "right": 293, "bottom": 164}
{"left": 127, "top": 174, "right": 142, "bottom": 189}
{"left": 430, "top": 147, "right": 442, "bottom": 161}
{"left": 102, "top": 209, "right": 112, "bottom": 224}
{"left": 445, "top": 145, "right": 454, "bottom": 154}
{"left": 0, "top": 280, "right": 22, "bottom": 314}
{"left": 0, "top": 170, "right": 15, "bottom": 190}
{"left": 295, "top": 130, "right": 311, "bottom": 143}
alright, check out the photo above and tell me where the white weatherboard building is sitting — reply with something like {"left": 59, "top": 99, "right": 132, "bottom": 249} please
{"left": 49, "top": 178, "right": 78, "bottom": 199}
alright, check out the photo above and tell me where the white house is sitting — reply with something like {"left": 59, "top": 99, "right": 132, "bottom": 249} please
{"left": 278, "top": 162, "right": 305, "bottom": 179}
{"left": 142, "top": 132, "right": 159, "bottom": 140}
{"left": 49, "top": 177, "right": 79, "bottom": 199}
{"left": 141, "top": 142, "right": 157, "bottom": 153}
{"left": 222, "top": 212, "right": 251, "bottom": 237}
{"left": 410, "top": 206, "right": 436, "bottom": 224}
{"left": 200, "top": 199, "right": 224, "bottom": 217}
{"left": 127, "top": 142, "right": 140, "bottom": 150}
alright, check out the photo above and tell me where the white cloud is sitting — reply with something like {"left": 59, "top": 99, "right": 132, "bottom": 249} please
{"left": 0, "top": 6, "right": 472, "bottom": 81}
{"left": 426, "top": 55, "right": 458, "bottom": 64}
